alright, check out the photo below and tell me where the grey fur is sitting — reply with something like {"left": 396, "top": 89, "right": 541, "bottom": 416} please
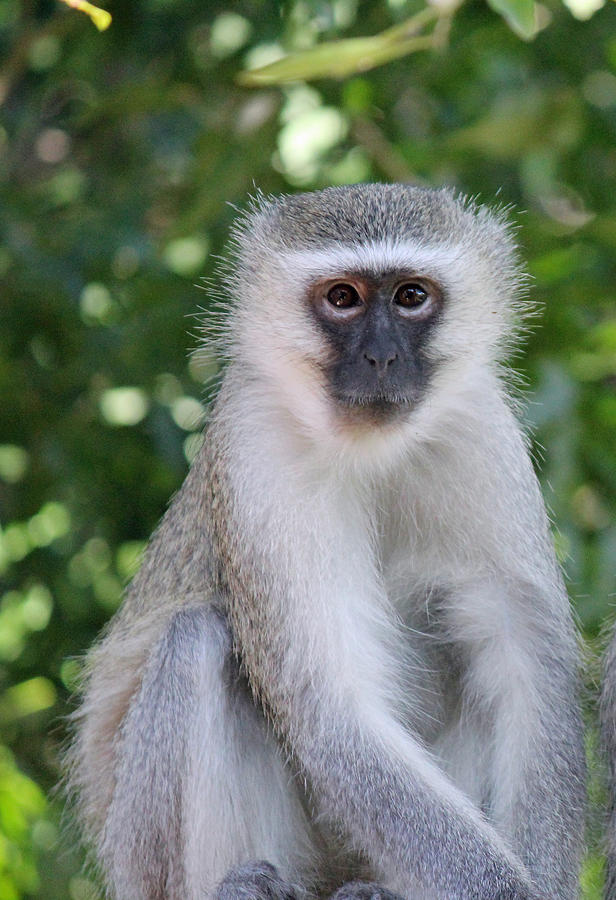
{"left": 68, "top": 184, "right": 585, "bottom": 900}
{"left": 601, "top": 633, "right": 616, "bottom": 899}
{"left": 215, "top": 861, "right": 302, "bottom": 900}
{"left": 231, "top": 185, "right": 513, "bottom": 259}
{"left": 329, "top": 881, "right": 404, "bottom": 900}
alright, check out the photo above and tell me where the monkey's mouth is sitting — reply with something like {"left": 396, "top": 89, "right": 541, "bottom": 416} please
{"left": 331, "top": 391, "right": 414, "bottom": 424}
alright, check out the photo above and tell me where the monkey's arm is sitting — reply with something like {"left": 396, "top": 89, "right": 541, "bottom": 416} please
{"left": 441, "top": 574, "right": 585, "bottom": 900}
{"left": 213, "top": 447, "right": 541, "bottom": 900}
{"left": 463, "top": 408, "right": 585, "bottom": 900}
{"left": 602, "top": 633, "right": 616, "bottom": 900}
{"left": 421, "top": 400, "right": 586, "bottom": 900}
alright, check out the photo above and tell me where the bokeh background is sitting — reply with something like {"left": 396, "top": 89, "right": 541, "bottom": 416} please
{"left": 1, "top": 0, "right": 615, "bottom": 896}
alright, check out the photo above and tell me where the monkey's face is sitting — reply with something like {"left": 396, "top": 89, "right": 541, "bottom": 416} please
{"left": 308, "top": 271, "right": 443, "bottom": 424}
{"left": 230, "top": 188, "right": 523, "bottom": 455}
{"left": 231, "top": 233, "right": 514, "bottom": 455}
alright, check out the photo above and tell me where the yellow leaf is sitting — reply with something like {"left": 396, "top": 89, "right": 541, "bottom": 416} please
{"left": 59, "top": 0, "right": 112, "bottom": 31}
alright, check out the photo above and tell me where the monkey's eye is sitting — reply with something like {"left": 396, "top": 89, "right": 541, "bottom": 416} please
{"left": 394, "top": 283, "right": 429, "bottom": 309}
{"left": 326, "top": 284, "right": 361, "bottom": 309}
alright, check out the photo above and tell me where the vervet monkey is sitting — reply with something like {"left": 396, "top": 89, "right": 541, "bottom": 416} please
{"left": 601, "top": 636, "right": 616, "bottom": 899}
{"left": 68, "top": 184, "right": 585, "bottom": 900}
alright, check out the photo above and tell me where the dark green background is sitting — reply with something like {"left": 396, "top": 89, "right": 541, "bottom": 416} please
{"left": 0, "top": 0, "right": 615, "bottom": 896}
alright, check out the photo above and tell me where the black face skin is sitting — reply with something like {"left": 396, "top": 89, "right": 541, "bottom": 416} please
{"left": 308, "top": 270, "right": 444, "bottom": 424}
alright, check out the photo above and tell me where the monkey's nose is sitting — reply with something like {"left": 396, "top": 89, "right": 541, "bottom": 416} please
{"left": 363, "top": 351, "right": 398, "bottom": 378}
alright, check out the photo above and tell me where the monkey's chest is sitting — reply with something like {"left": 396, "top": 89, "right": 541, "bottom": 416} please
{"left": 388, "top": 586, "right": 491, "bottom": 810}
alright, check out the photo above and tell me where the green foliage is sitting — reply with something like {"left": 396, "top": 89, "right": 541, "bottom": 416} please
{"left": 0, "top": 747, "right": 46, "bottom": 897}
{"left": 484, "top": 0, "right": 536, "bottom": 38}
{"left": 0, "top": 0, "right": 615, "bottom": 895}
{"left": 237, "top": 9, "right": 441, "bottom": 84}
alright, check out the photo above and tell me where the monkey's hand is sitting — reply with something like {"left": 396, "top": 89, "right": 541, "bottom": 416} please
{"left": 328, "top": 881, "right": 546, "bottom": 900}
{"left": 215, "top": 861, "right": 303, "bottom": 900}
{"left": 329, "top": 881, "right": 404, "bottom": 900}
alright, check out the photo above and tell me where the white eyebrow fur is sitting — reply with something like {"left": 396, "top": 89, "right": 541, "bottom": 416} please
{"left": 281, "top": 239, "right": 465, "bottom": 283}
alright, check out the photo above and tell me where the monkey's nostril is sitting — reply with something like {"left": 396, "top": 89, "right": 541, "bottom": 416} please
{"left": 364, "top": 351, "right": 398, "bottom": 375}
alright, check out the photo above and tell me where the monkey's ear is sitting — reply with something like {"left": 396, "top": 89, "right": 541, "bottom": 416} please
{"left": 465, "top": 197, "right": 536, "bottom": 341}
{"left": 228, "top": 189, "right": 283, "bottom": 253}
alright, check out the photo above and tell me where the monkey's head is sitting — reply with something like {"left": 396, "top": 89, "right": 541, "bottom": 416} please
{"left": 220, "top": 184, "right": 527, "bottom": 456}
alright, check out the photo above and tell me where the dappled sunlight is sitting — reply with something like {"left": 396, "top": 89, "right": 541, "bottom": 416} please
{"left": 99, "top": 387, "right": 149, "bottom": 427}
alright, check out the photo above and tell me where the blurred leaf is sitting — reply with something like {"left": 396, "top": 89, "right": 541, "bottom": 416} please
{"left": 485, "top": 0, "right": 537, "bottom": 38}
{"left": 580, "top": 854, "right": 605, "bottom": 900}
{"left": 58, "top": 0, "right": 112, "bottom": 31}
{"left": 0, "top": 678, "right": 57, "bottom": 722}
{"left": 238, "top": 11, "right": 438, "bottom": 85}
{"left": 0, "top": 748, "right": 47, "bottom": 893}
